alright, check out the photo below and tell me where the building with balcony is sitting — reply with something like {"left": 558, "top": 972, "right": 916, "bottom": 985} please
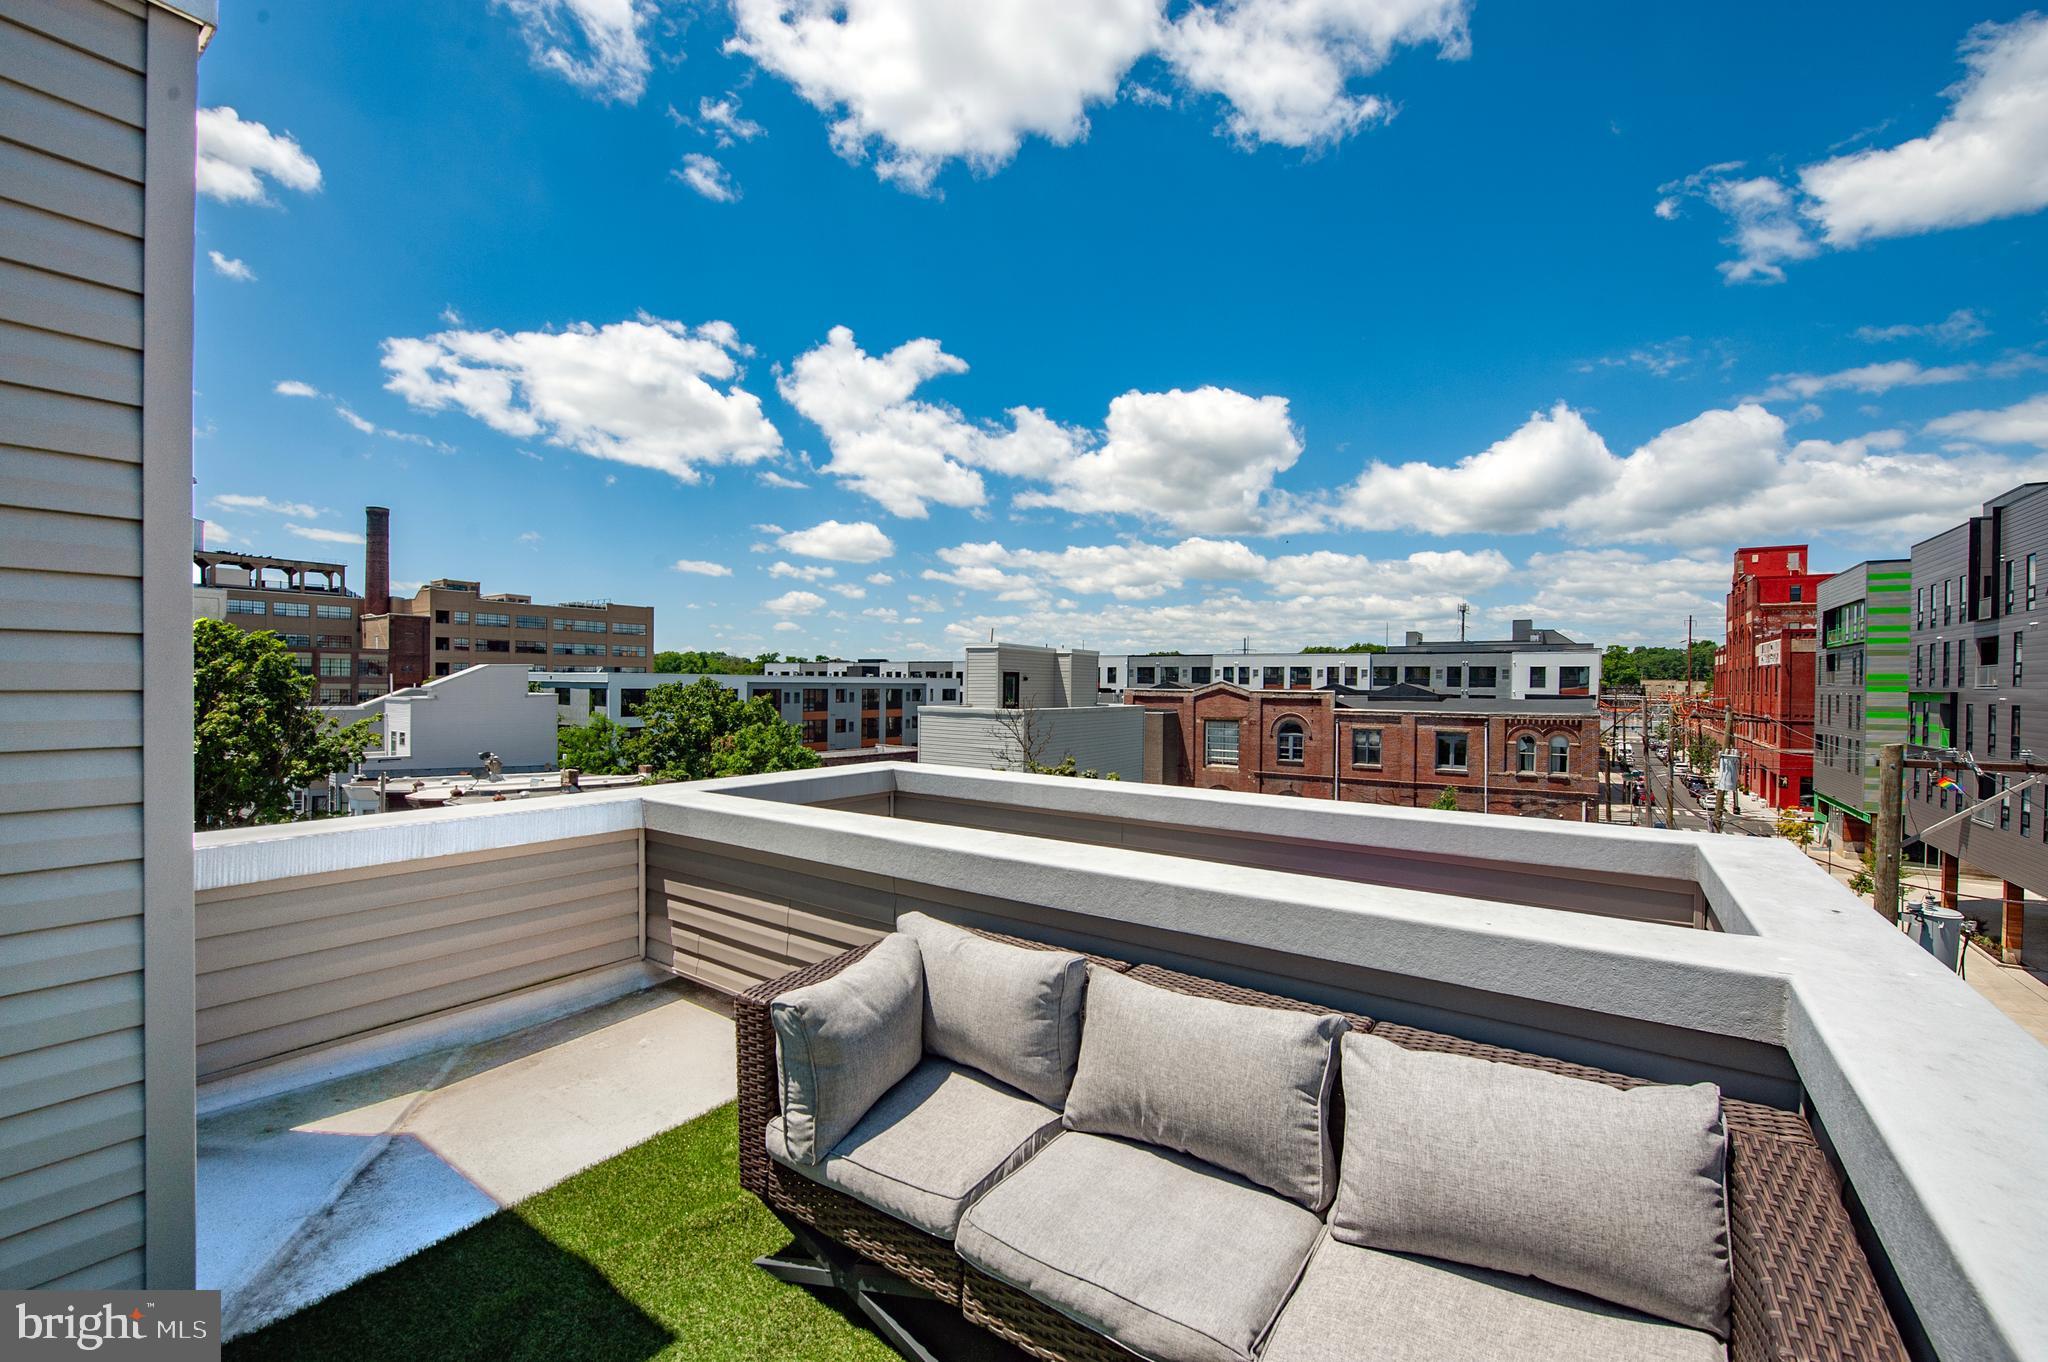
{"left": 1813, "top": 560, "right": 1911, "bottom": 849}
{"left": 1098, "top": 621, "right": 1600, "bottom": 700}
{"left": 764, "top": 657, "right": 963, "bottom": 682}
{"left": 1713, "top": 546, "right": 1826, "bottom": 811}
{"left": 533, "top": 668, "right": 949, "bottom": 751}
{"left": 193, "top": 550, "right": 392, "bottom": 704}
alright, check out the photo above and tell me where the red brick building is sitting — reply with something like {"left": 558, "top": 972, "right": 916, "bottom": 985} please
{"left": 1126, "top": 684, "right": 1600, "bottom": 818}
{"left": 1712, "top": 545, "right": 1826, "bottom": 811}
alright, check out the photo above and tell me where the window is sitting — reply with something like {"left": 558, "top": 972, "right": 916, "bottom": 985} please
{"left": 803, "top": 718, "right": 828, "bottom": 745}
{"left": 279, "top": 632, "right": 311, "bottom": 648}
{"left": 1400, "top": 665, "right": 1428, "bottom": 686}
{"left": 319, "top": 686, "right": 349, "bottom": 703}
{"left": 2031, "top": 554, "right": 2039, "bottom": 611}
{"left": 1965, "top": 704, "right": 1974, "bottom": 750}
{"left": 1468, "top": 665, "right": 1497, "bottom": 689}
{"left": 434, "top": 637, "right": 449, "bottom": 651}
{"left": 1444, "top": 666, "right": 1462, "bottom": 688}
{"left": 1161, "top": 666, "right": 1180, "bottom": 684}
{"left": 1204, "top": 720, "right": 1241, "bottom": 767}
{"left": 611, "top": 622, "right": 647, "bottom": 635}
{"left": 1372, "top": 665, "right": 1396, "bottom": 687}
{"left": 1134, "top": 667, "right": 1156, "bottom": 685}
{"left": 1275, "top": 720, "right": 1305, "bottom": 765}
{"left": 1001, "top": 671, "right": 1021, "bottom": 707}
{"left": 557, "top": 619, "right": 607, "bottom": 633}
{"left": 1527, "top": 666, "right": 1548, "bottom": 689}
{"left": 434, "top": 610, "right": 450, "bottom": 624}
{"left": 2002, "top": 777, "right": 2013, "bottom": 830}
{"left": 1990, "top": 703, "right": 2000, "bottom": 756}
{"left": 272, "top": 601, "right": 310, "bottom": 618}
{"left": 1515, "top": 734, "right": 1536, "bottom": 773}
{"left": 1289, "top": 666, "right": 1311, "bottom": 687}
{"left": 317, "top": 634, "right": 351, "bottom": 649}
{"left": 474, "top": 611, "right": 510, "bottom": 628}
{"left": 1264, "top": 666, "right": 1285, "bottom": 688}
{"left": 2018, "top": 633, "right": 2026, "bottom": 686}
{"left": 1559, "top": 665, "right": 1589, "bottom": 691}
{"left": 452, "top": 637, "right": 471, "bottom": 651}
{"left": 555, "top": 642, "right": 605, "bottom": 656}
{"left": 435, "top": 662, "right": 450, "bottom": 676}
{"left": 516, "top": 614, "right": 547, "bottom": 630}
{"left": 861, "top": 689, "right": 880, "bottom": 708}
{"left": 317, "top": 603, "right": 352, "bottom": 620}
{"left": 1789, "top": 585, "right": 1803, "bottom": 603}
{"left": 862, "top": 717, "right": 879, "bottom": 740}
{"left": 452, "top": 611, "right": 470, "bottom": 625}
{"left": 515, "top": 640, "right": 547, "bottom": 654}
{"left": 613, "top": 645, "right": 646, "bottom": 657}
{"left": 1435, "top": 731, "right": 1469, "bottom": 771}
{"left": 804, "top": 688, "right": 830, "bottom": 711}
{"left": 478, "top": 639, "right": 507, "bottom": 653}
{"left": 319, "top": 656, "right": 351, "bottom": 677}
{"left": 1106, "top": 667, "right": 1118, "bottom": 685}
{"left": 1549, "top": 734, "right": 1571, "bottom": 775}
{"left": 227, "top": 598, "right": 265, "bottom": 615}
{"left": 1351, "top": 728, "right": 1382, "bottom": 768}
{"left": 2014, "top": 705, "right": 2024, "bottom": 757}
{"left": 1343, "top": 666, "right": 1358, "bottom": 687}
{"left": 2007, "top": 560, "right": 2016, "bottom": 613}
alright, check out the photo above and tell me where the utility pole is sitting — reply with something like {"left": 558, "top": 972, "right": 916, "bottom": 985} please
{"left": 1685, "top": 615, "right": 1694, "bottom": 699}
{"left": 1874, "top": 743, "right": 1903, "bottom": 922}
{"left": 1714, "top": 701, "right": 1736, "bottom": 833}
{"left": 1665, "top": 718, "right": 1678, "bottom": 833}
{"left": 1641, "top": 691, "right": 1652, "bottom": 827}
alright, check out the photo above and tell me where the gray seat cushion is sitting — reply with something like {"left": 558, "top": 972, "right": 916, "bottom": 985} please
{"left": 766, "top": 1057, "right": 1062, "bottom": 1239}
{"left": 897, "top": 912, "right": 1088, "bottom": 1105}
{"left": 770, "top": 932, "right": 924, "bottom": 1164}
{"left": 1261, "top": 1234, "right": 1725, "bottom": 1362}
{"left": 1331, "top": 1033, "right": 1730, "bottom": 1336}
{"left": 1061, "top": 965, "right": 1345, "bottom": 1209}
{"left": 956, "top": 1131, "right": 1323, "bottom": 1362}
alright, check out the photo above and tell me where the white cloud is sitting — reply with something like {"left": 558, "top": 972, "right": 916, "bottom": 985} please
{"left": 273, "top": 380, "right": 322, "bottom": 398}
{"left": 1017, "top": 386, "right": 1306, "bottom": 533}
{"left": 210, "top": 493, "right": 320, "bottom": 518}
{"left": 829, "top": 583, "right": 867, "bottom": 599}
{"left": 440, "top": 305, "right": 464, "bottom": 326}
{"left": 675, "top": 153, "right": 740, "bottom": 202}
{"left": 285, "top": 523, "right": 365, "bottom": 546}
{"left": 765, "top": 589, "right": 827, "bottom": 615}
{"left": 861, "top": 606, "right": 902, "bottom": 622}
{"left": 776, "top": 519, "right": 897, "bottom": 562}
{"left": 1854, "top": 309, "right": 1989, "bottom": 347}
{"left": 1927, "top": 393, "right": 2048, "bottom": 448}
{"left": 195, "top": 107, "right": 322, "bottom": 205}
{"left": 1503, "top": 549, "right": 1730, "bottom": 646}
{"left": 673, "top": 559, "right": 734, "bottom": 576}
{"left": 698, "top": 94, "right": 765, "bottom": 145}
{"left": 1337, "top": 402, "right": 1615, "bottom": 534}
{"left": 1162, "top": 0, "right": 1471, "bottom": 149}
{"left": 518, "top": 530, "right": 543, "bottom": 547}
{"left": 780, "top": 326, "right": 1078, "bottom": 516}
{"left": 333, "top": 404, "right": 450, "bottom": 450}
{"left": 208, "top": 251, "right": 256, "bottom": 282}
{"left": 773, "top": 620, "right": 803, "bottom": 632}
{"left": 382, "top": 316, "right": 780, "bottom": 480}
{"left": 494, "top": 0, "right": 657, "bottom": 103}
{"left": 728, "top": 0, "right": 1163, "bottom": 192}
{"left": 757, "top": 470, "right": 808, "bottom": 489}
{"left": 199, "top": 520, "right": 237, "bottom": 546}
{"left": 1671, "top": 16, "right": 2048, "bottom": 279}
{"left": 1749, "top": 359, "right": 1982, "bottom": 403}
{"left": 866, "top": 571, "right": 895, "bottom": 585}
{"left": 769, "top": 560, "right": 836, "bottom": 581}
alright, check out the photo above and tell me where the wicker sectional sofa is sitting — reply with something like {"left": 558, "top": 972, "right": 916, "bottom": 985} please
{"left": 736, "top": 915, "right": 1909, "bottom": 1362}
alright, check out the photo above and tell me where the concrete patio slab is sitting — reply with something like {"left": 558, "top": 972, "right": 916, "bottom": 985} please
{"left": 197, "top": 977, "right": 737, "bottom": 1340}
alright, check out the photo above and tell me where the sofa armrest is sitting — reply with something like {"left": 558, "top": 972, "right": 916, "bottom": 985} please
{"left": 735, "top": 942, "right": 879, "bottom": 1196}
{"left": 1728, "top": 1128, "right": 1907, "bottom": 1362}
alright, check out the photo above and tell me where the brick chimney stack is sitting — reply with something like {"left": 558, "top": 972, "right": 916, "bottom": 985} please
{"left": 365, "top": 506, "right": 391, "bottom": 615}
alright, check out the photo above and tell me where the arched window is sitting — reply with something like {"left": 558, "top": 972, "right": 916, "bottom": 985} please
{"left": 1515, "top": 735, "right": 1536, "bottom": 772}
{"left": 1276, "top": 719, "right": 1305, "bottom": 765}
{"left": 1548, "top": 734, "right": 1571, "bottom": 775}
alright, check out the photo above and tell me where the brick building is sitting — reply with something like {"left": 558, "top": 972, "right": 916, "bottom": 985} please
{"left": 1125, "top": 683, "right": 1600, "bottom": 817}
{"left": 193, "top": 549, "right": 391, "bottom": 704}
{"left": 1712, "top": 545, "right": 1827, "bottom": 811}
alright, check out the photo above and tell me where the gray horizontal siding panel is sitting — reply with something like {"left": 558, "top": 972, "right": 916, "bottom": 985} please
{"left": 0, "top": 315, "right": 141, "bottom": 404}
{"left": 0, "top": 746, "right": 139, "bottom": 813}
{"left": 0, "top": 973, "right": 140, "bottom": 1060}
{"left": 0, "top": 1083, "right": 141, "bottom": 1181}
{"left": 0, "top": 805, "right": 140, "bottom": 873}
{"left": 0, "top": 79, "right": 146, "bottom": 182}
{"left": 0, "top": 1137, "right": 141, "bottom": 1243}
{"left": 0, "top": 443, "right": 143, "bottom": 518}
{"left": 0, "top": 262, "right": 142, "bottom": 350}
{"left": 0, "top": 1027, "right": 140, "bottom": 1121}
{"left": 40, "top": 1247, "right": 141, "bottom": 1289}
{"left": 0, "top": 380, "right": 141, "bottom": 459}
{"left": 0, "top": 198, "right": 141, "bottom": 291}
{"left": 0, "top": 18, "right": 144, "bottom": 126}
{"left": 0, "top": 1192, "right": 142, "bottom": 1289}
{"left": 0, "top": 563, "right": 144, "bottom": 630}
{"left": 0, "top": 0, "right": 145, "bottom": 72}
{"left": 0, "top": 140, "right": 142, "bottom": 237}
{"left": 0, "top": 690, "right": 141, "bottom": 752}
{"left": 0, "top": 629, "right": 140, "bottom": 691}
{"left": 0, "top": 916, "right": 140, "bottom": 997}
{"left": 0, "top": 863, "right": 141, "bottom": 934}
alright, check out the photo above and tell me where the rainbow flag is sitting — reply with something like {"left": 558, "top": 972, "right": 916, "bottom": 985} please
{"left": 1933, "top": 775, "right": 1962, "bottom": 794}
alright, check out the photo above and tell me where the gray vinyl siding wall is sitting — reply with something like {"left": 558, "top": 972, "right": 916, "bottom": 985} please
{"left": 915, "top": 705, "right": 1146, "bottom": 780}
{"left": 1910, "top": 487, "right": 2048, "bottom": 896}
{"left": 0, "top": 0, "right": 202, "bottom": 1288}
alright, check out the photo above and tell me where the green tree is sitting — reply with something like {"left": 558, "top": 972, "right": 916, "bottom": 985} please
{"left": 1299, "top": 642, "right": 1387, "bottom": 654}
{"left": 653, "top": 649, "right": 775, "bottom": 675}
{"left": 1430, "top": 785, "right": 1461, "bottom": 812}
{"left": 1028, "top": 754, "right": 1121, "bottom": 780}
{"left": 1601, "top": 645, "right": 1643, "bottom": 689}
{"left": 1775, "top": 806, "right": 1817, "bottom": 849}
{"left": 1848, "top": 844, "right": 1876, "bottom": 898}
{"left": 1686, "top": 731, "right": 1722, "bottom": 773}
{"left": 556, "top": 713, "right": 635, "bottom": 775}
{"left": 193, "top": 619, "right": 377, "bottom": 828}
{"left": 630, "top": 678, "right": 821, "bottom": 782}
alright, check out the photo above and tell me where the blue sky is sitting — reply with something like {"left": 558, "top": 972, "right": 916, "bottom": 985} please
{"left": 191, "top": 1, "right": 2048, "bottom": 653}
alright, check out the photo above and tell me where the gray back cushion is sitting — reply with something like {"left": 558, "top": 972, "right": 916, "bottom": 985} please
{"left": 1062, "top": 966, "right": 1346, "bottom": 1209}
{"left": 1330, "top": 1033, "right": 1730, "bottom": 1337}
{"left": 770, "top": 933, "right": 924, "bottom": 1164}
{"left": 897, "top": 913, "right": 1088, "bottom": 1106}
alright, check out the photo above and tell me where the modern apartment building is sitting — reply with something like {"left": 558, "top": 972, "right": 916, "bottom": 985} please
{"left": 918, "top": 644, "right": 1149, "bottom": 779}
{"left": 1812, "top": 560, "right": 1910, "bottom": 849}
{"left": 1905, "top": 484, "right": 2048, "bottom": 958}
{"left": 533, "top": 669, "right": 946, "bottom": 751}
{"left": 193, "top": 549, "right": 391, "bottom": 703}
{"left": 1713, "top": 546, "right": 1826, "bottom": 811}
{"left": 1098, "top": 621, "right": 1600, "bottom": 702}
{"left": 1126, "top": 684, "right": 1601, "bottom": 817}
{"left": 764, "top": 657, "right": 962, "bottom": 683}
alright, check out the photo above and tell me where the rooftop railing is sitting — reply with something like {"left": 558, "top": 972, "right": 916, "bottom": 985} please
{"left": 192, "top": 764, "right": 2048, "bottom": 1362}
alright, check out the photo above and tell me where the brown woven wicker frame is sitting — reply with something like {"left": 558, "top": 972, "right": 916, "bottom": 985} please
{"left": 739, "top": 942, "right": 1908, "bottom": 1362}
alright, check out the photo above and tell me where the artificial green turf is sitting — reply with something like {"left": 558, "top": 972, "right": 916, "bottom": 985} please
{"left": 224, "top": 1103, "right": 902, "bottom": 1362}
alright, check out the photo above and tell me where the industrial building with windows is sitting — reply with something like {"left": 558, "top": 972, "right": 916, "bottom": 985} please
{"left": 533, "top": 669, "right": 946, "bottom": 752}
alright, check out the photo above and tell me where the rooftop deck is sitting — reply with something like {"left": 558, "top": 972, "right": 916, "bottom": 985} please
{"left": 191, "top": 765, "right": 2048, "bottom": 1360}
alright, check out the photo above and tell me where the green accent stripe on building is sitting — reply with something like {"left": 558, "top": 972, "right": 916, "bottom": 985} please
{"left": 1866, "top": 707, "right": 1908, "bottom": 719}
{"left": 1867, "top": 606, "right": 1910, "bottom": 614}
{"left": 1866, "top": 572, "right": 1913, "bottom": 582}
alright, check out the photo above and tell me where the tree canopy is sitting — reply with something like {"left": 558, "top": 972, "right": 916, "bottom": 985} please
{"left": 568, "top": 678, "right": 821, "bottom": 782}
{"left": 652, "top": 649, "right": 832, "bottom": 674}
{"left": 1299, "top": 642, "right": 1388, "bottom": 654}
{"left": 1601, "top": 642, "right": 1718, "bottom": 688}
{"left": 193, "top": 619, "right": 378, "bottom": 828}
